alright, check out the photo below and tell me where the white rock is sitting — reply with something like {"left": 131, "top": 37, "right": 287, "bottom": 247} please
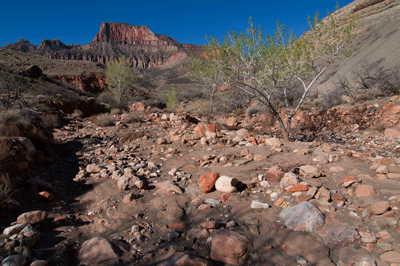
{"left": 250, "top": 200, "right": 269, "bottom": 209}
{"left": 215, "top": 176, "right": 238, "bottom": 193}
{"left": 3, "top": 224, "right": 27, "bottom": 236}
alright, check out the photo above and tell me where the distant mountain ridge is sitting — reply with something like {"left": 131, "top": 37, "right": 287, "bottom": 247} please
{"left": 4, "top": 22, "right": 203, "bottom": 72}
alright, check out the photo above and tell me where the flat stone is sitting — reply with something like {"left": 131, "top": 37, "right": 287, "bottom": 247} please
{"left": 210, "top": 229, "right": 253, "bottom": 265}
{"left": 156, "top": 252, "right": 210, "bottom": 266}
{"left": 86, "top": 164, "right": 102, "bottom": 173}
{"left": 288, "top": 184, "right": 309, "bottom": 193}
{"left": 3, "top": 223, "right": 27, "bottom": 236}
{"left": 186, "top": 228, "right": 210, "bottom": 241}
{"left": 78, "top": 237, "right": 123, "bottom": 265}
{"left": 380, "top": 251, "right": 400, "bottom": 263}
{"left": 324, "top": 223, "right": 361, "bottom": 248}
{"left": 17, "top": 210, "right": 47, "bottom": 224}
{"left": 355, "top": 184, "right": 377, "bottom": 197}
{"left": 299, "top": 165, "right": 321, "bottom": 178}
{"left": 371, "top": 201, "right": 390, "bottom": 215}
{"left": 354, "top": 257, "right": 376, "bottom": 266}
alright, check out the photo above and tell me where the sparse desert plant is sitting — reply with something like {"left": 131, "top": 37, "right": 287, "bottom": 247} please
{"left": 106, "top": 55, "right": 135, "bottom": 105}
{"left": 376, "top": 124, "right": 386, "bottom": 132}
{"left": 338, "top": 61, "right": 400, "bottom": 101}
{"left": 95, "top": 113, "right": 115, "bottom": 127}
{"left": 110, "top": 108, "right": 121, "bottom": 116}
{"left": 124, "top": 113, "right": 142, "bottom": 124}
{"left": 166, "top": 87, "right": 179, "bottom": 109}
{"left": 246, "top": 105, "right": 264, "bottom": 118}
{"left": 0, "top": 172, "right": 13, "bottom": 205}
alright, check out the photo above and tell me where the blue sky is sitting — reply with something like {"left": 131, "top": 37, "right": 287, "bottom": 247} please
{"left": 0, "top": 0, "right": 354, "bottom": 47}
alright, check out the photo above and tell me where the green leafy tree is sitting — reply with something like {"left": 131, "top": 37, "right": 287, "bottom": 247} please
{"left": 105, "top": 55, "right": 135, "bottom": 105}
{"left": 188, "top": 10, "right": 358, "bottom": 141}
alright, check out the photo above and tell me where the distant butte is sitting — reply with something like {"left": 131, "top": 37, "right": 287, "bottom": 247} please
{"left": 3, "top": 22, "right": 203, "bottom": 71}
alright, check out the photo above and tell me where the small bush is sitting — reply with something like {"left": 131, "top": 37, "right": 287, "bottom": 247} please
{"left": 246, "top": 105, "right": 264, "bottom": 118}
{"left": 95, "top": 113, "right": 115, "bottom": 127}
{"left": 0, "top": 172, "right": 13, "bottom": 204}
{"left": 166, "top": 88, "right": 179, "bottom": 109}
{"left": 97, "top": 92, "right": 128, "bottom": 110}
{"left": 124, "top": 113, "right": 142, "bottom": 124}
{"left": 110, "top": 108, "right": 122, "bottom": 116}
{"left": 376, "top": 124, "right": 386, "bottom": 132}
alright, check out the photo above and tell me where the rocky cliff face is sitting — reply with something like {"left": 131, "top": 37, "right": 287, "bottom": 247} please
{"left": 92, "top": 23, "right": 179, "bottom": 46}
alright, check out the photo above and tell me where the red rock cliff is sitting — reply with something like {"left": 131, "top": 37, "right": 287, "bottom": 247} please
{"left": 93, "top": 22, "right": 178, "bottom": 46}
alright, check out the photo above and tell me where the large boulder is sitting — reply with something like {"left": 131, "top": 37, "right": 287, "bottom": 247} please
{"left": 210, "top": 229, "right": 253, "bottom": 265}
{"left": 279, "top": 201, "right": 325, "bottom": 232}
{"left": 78, "top": 237, "right": 128, "bottom": 266}
{"left": 17, "top": 210, "right": 47, "bottom": 224}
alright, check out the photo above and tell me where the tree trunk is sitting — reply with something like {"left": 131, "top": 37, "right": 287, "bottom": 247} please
{"left": 275, "top": 114, "right": 290, "bottom": 141}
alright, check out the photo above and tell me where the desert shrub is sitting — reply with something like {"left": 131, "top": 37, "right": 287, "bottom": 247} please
{"left": 124, "top": 113, "right": 142, "bottom": 124}
{"left": 96, "top": 91, "right": 128, "bottom": 110}
{"left": 71, "top": 109, "right": 84, "bottom": 118}
{"left": 376, "top": 124, "right": 386, "bottom": 132}
{"left": 0, "top": 109, "right": 30, "bottom": 134}
{"left": 95, "top": 113, "right": 115, "bottom": 127}
{"left": 353, "top": 0, "right": 385, "bottom": 13}
{"left": 316, "top": 90, "right": 345, "bottom": 109}
{"left": 110, "top": 108, "right": 121, "bottom": 116}
{"left": 186, "top": 98, "right": 209, "bottom": 117}
{"left": 246, "top": 105, "right": 264, "bottom": 118}
{"left": 0, "top": 172, "right": 13, "bottom": 205}
{"left": 120, "top": 131, "right": 147, "bottom": 143}
{"left": 166, "top": 88, "right": 179, "bottom": 109}
{"left": 39, "top": 113, "right": 60, "bottom": 130}
{"left": 232, "top": 107, "right": 245, "bottom": 117}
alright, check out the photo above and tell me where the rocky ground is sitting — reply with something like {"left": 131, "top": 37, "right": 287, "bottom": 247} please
{"left": 3, "top": 97, "right": 400, "bottom": 266}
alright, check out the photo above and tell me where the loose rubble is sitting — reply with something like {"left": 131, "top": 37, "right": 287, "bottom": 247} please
{"left": 3, "top": 99, "right": 400, "bottom": 266}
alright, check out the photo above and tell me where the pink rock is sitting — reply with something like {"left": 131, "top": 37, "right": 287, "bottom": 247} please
{"left": 288, "top": 184, "right": 309, "bottom": 192}
{"left": 355, "top": 184, "right": 377, "bottom": 197}
{"left": 17, "top": 210, "right": 47, "bottom": 224}
{"left": 371, "top": 201, "right": 390, "bottom": 215}
{"left": 340, "top": 176, "right": 359, "bottom": 188}
{"left": 226, "top": 117, "right": 238, "bottom": 127}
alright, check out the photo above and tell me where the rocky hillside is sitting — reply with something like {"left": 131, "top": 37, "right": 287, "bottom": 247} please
{"left": 317, "top": 0, "right": 400, "bottom": 91}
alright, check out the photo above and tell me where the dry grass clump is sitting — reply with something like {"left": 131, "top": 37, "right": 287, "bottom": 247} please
{"left": 95, "top": 113, "right": 115, "bottom": 127}
{"left": 0, "top": 172, "right": 13, "bottom": 205}
{"left": 0, "top": 140, "right": 13, "bottom": 204}
{"left": 353, "top": 0, "right": 385, "bottom": 13}
{"left": 124, "top": 112, "right": 142, "bottom": 124}
{"left": 120, "top": 131, "right": 147, "bottom": 143}
{"left": 110, "top": 108, "right": 122, "bottom": 116}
